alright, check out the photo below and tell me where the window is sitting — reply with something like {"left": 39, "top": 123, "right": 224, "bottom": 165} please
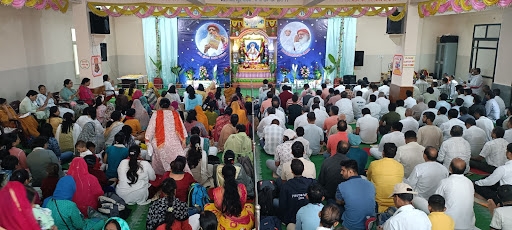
{"left": 470, "top": 24, "right": 500, "bottom": 80}
{"left": 71, "top": 28, "right": 80, "bottom": 77}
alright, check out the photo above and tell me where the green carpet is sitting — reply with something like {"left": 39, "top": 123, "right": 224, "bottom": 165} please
{"left": 126, "top": 204, "right": 150, "bottom": 230}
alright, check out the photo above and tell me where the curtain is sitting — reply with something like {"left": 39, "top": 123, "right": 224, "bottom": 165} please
{"left": 324, "top": 17, "right": 357, "bottom": 82}
{"left": 159, "top": 17, "right": 178, "bottom": 87}
{"left": 340, "top": 17, "right": 357, "bottom": 78}
{"left": 142, "top": 17, "right": 157, "bottom": 82}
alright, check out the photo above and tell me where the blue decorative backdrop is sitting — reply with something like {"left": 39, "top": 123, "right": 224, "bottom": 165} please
{"left": 277, "top": 19, "right": 328, "bottom": 83}
{"left": 177, "top": 19, "right": 231, "bottom": 84}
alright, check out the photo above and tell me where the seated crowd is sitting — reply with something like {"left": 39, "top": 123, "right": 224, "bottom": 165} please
{"left": 1, "top": 72, "right": 512, "bottom": 230}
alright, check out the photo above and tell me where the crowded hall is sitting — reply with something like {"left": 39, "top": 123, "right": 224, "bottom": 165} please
{"left": 2, "top": 0, "right": 512, "bottom": 229}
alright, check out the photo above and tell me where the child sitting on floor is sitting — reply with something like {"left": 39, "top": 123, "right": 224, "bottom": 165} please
{"left": 428, "top": 194, "right": 454, "bottom": 230}
{"left": 75, "top": 140, "right": 93, "bottom": 158}
{"left": 27, "top": 185, "right": 56, "bottom": 230}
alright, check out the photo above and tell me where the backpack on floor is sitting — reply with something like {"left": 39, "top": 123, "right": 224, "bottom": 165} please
{"left": 98, "top": 192, "right": 127, "bottom": 217}
{"left": 187, "top": 183, "right": 210, "bottom": 211}
{"left": 237, "top": 156, "right": 254, "bottom": 180}
{"left": 259, "top": 216, "right": 281, "bottom": 230}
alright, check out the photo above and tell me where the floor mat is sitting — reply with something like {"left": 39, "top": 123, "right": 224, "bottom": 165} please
{"left": 125, "top": 204, "right": 150, "bottom": 230}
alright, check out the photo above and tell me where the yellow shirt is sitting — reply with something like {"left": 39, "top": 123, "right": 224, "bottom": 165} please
{"left": 124, "top": 118, "right": 141, "bottom": 135}
{"left": 367, "top": 158, "right": 404, "bottom": 212}
{"left": 428, "top": 212, "right": 455, "bottom": 230}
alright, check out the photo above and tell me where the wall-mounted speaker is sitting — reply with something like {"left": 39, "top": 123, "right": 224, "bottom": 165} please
{"left": 89, "top": 12, "right": 110, "bottom": 34}
{"left": 354, "top": 51, "right": 364, "bottom": 66}
{"left": 100, "top": 43, "right": 107, "bottom": 61}
{"left": 386, "top": 10, "right": 404, "bottom": 34}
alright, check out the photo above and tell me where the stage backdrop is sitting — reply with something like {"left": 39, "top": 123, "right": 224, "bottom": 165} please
{"left": 177, "top": 19, "right": 230, "bottom": 84}
{"left": 277, "top": 19, "right": 328, "bottom": 83}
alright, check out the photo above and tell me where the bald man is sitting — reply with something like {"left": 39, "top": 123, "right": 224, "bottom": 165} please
{"left": 435, "top": 158, "right": 476, "bottom": 230}
{"left": 400, "top": 109, "right": 419, "bottom": 133}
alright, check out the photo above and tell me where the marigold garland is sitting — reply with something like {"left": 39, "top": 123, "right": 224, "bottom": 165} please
{"left": 418, "top": 0, "right": 512, "bottom": 17}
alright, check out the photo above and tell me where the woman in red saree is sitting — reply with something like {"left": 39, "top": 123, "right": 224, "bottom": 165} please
{"left": 145, "top": 98, "right": 189, "bottom": 175}
{"left": 67, "top": 157, "right": 104, "bottom": 217}
{"left": 78, "top": 78, "right": 95, "bottom": 106}
{"left": 204, "top": 164, "right": 254, "bottom": 230}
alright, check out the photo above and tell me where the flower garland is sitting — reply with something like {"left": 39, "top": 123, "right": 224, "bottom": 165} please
{"left": 1, "top": 0, "right": 69, "bottom": 12}
{"left": 199, "top": 66, "right": 209, "bottom": 80}
{"left": 186, "top": 68, "right": 195, "bottom": 80}
{"left": 418, "top": 0, "right": 512, "bottom": 17}
{"left": 300, "top": 66, "right": 310, "bottom": 79}
{"left": 87, "top": 3, "right": 406, "bottom": 21}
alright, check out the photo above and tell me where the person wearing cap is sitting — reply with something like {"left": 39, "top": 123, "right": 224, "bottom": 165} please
{"left": 265, "top": 129, "right": 298, "bottom": 176}
{"left": 293, "top": 28, "right": 311, "bottom": 53}
{"left": 302, "top": 112, "right": 324, "bottom": 156}
{"left": 223, "top": 124, "right": 253, "bottom": 161}
{"left": 395, "top": 131, "right": 425, "bottom": 178}
{"left": 488, "top": 185, "right": 512, "bottom": 229}
{"left": 281, "top": 141, "right": 316, "bottom": 181}
{"left": 474, "top": 143, "right": 512, "bottom": 205}
{"left": 335, "top": 160, "right": 375, "bottom": 230}
{"left": 428, "top": 194, "right": 455, "bottom": 230}
{"left": 367, "top": 143, "right": 404, "bottom": 212}
{"left": 199, "top": 24, "right": 226, "bottom": 56}
{"left": 319, "top": 140, "right": 350, "bottom": 201}
{"left": 435, "top": 158, "right": 476, "bottom": 230}
{"left": 381, "top": 183, "right": 431, "bottom": 230}
{"left": 325, "top": 120, "right": 349, "bottom": 158}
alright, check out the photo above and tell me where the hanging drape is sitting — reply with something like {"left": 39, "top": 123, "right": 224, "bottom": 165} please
{"left": 159, "top": 17, "right": 178, "bottom": 87}
{"left": 340, "top": 17, "right": 357, "bottom": 78}
{"left": 142, "top": 17, "right": 157, "bottom": 82}
{"left": 324, "top": 17, "right": 357, "bottom": 82}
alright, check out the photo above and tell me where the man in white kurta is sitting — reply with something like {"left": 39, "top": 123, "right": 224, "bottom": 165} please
{"left": 435, "top": 158, "right": 476, "bottom": 230}
{"left": 485, "top": 92, "right": 501, "bottom": 121}
{"left": 356, "top": 108, "right": 379, "bottom": 144}
{"left": 383, "top": 183, "right": 432, "bottom": 230}
{"left": 369, "top": 123, "right": 405, "bottom": 159}
{"left": 351, "top": 91, "right": 366, "bottom": 120}
{"left": 399, "top": 109, "right": 419, "bottom": 134}
{"left": 406, "top": 147, "right": 449, "bottom": 199}
{"left": 335, "top": 92, "right": 354, "bottom": 123}
{"left": 471, "top": 127, "right": 509, "bottom": 172}
{"left": 468, "top": 68, "right": 484, "bottom": 97}
{"left": 375, "top": 93, "right": 390, "bottom": 117}
{"left": 199, "top": 24, "right": 226, "bottom": 56}
{"left": 364, "top": 95, "right": 382, "bottom": 119}
{"left": 439, "top": 109, "right": 466, "bottom": 141}
{"left": 395, "top": 131, "right": 425, "bottom": 178}
{"left": 475, "top": 110, "right": 495, "bottom": 141}
{"left": 437, "top": 125, "right": 471, "bottom": 173}
{"left": 463, "top": 118, "right": 488, "bottom": 158}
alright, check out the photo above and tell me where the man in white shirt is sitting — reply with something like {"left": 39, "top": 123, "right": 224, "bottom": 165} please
{"left": 435, "top": 158, "right": 476, "bottom": 230}
{"left": 378, "top": 80, "right": 390, "bottom": 97}
{"left": 423, "top": 87, "right": 438, "bottom": 105}
{"left": 369, "top": 122, "right": 406, "bottom": 159}
{"left": 505, "top": 118, "right": 512, "bottom": 142}
{"left": 302, "top": 112, "right": 324, "bottom": 155}
{"left": 485, "top": 91, "right": 501, "bottom": 121}
{"left": 488, "top": 185, "right": 512, "bottom": 230}
{"left": 335, "top": 91, "right": 354, "bottom": 124}
{"left": 433, "top": 107, "right": 449, "bottom": 127}
{"left": 474, "top": 108, "right": 495, "bottom": 141}
{"left": 262, "top": 119, "right": 285, "bottom": 155}
{"left": 295, "top": 127, "right": 312, "bottom": 158}
{"left": 471, "top": 127, "right": 509, "bottom": 173}
{"left": 395, "top": 131, "right": 425, "bottom": 178}
{"left": 312, "top": 103, "right": 329, "bottom": 129}
{"left": 415, "top": 75, "right": 430, "bottom": 95}
{"left": 395, "top": 100, "right": 407, "bottom": 120}
{"left": 364, "top": 94, "right": 381, "bottom": 119}
{"left": 307, "top": 90, "right": 325, "bottom": 110}
{"left": 258, "top": 79, "right": 269, "bottom": 96}
{"left": 364, "top": 84, "right": 379, "bottom": 103}
{"left": 406, "top": 147, "right": 449, "bottom": 200}
{"left": 435, "top": 93, "right": 452, "bottom": 111}
{"left": 36, "top": 85, "right": 74, "bottom": 117}
{"left": 375, "top": 92, "right": 390, "bottom": 117}
{"left": 404, "top": 90, "right": 417, "bottom": 109}
{"left": 351, "top": 91, "right": 366, "bottom": 120}
{"left": 468, "top": 68, "right": 484, "bottom": 97}
{"left": 463, "top": 118, "right": 488, "bottom": 158}
{"left": 382, "top": 183, "right": 431, "bottom": 230}
{"left": 474, "top": 145, "right": 512, "bottom": 204}
{"left": 257, "top": 107, "right": 285, "bottom": 138}
{"left": 417, "top": 112, "right": 443, "bottom": 150}
{"left": 293, "top": 106, "right": 310, "bottom": 131}
{"left": 437, "top": 125, "right": 471, "bottom": 173}
{"left": 493, "top": 89, "right": 506, "bottom": 118}
{"left": 103, "top": 74, "right": 118, "bottom": 100}
{"left": 400, "top": 109, "right": 419, "bottom": 134}
{"left": 439, "top": 109, "right": 466, "bottom": 141}
{"left": 356, "top": 108, "right": 379, "bottom": 144}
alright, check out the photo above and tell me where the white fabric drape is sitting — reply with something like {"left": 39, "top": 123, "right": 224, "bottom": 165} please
{"left": 142, "top": 17, "right": 157, "bottom": 81}
{"left": 341, "top": 17, "right": 357, "bottom": 78}
{"left": 159, "top": 17, "right": 178, "bottom": 86}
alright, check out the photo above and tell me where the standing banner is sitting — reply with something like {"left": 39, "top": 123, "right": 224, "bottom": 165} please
{"left": 177, "top": 19, "right": 230, "bottom": 84}
{"left": 277, "top": 19, "right": 327, "bottom": 83}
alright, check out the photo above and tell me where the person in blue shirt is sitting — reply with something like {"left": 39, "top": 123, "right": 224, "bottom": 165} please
{"left": 104, "top": 132, "right": 129, "bottom": 179}
{"left": 295, "top": 183, "right": 325, "bottom": 230}
{"left": 336, "top": 160, "right": 376, "bottom": 230}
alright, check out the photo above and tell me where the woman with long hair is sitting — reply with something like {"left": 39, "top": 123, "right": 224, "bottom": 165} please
{"left": 144, "top": 82, "right": 161, "bottom": 109}
{"left": 3, "top": 133, "right": 28, "bottom": 170}
{"left": 196, "top": 84, "right": 207, "bottom": 103}
{"left": 104, "top": 111, "right": 125, "bottom": 146}
{"left": 145, "top": 98, "right": 189, "bottom": 175}
{"left": 125, "top": 82, "right": 143, "bottom": 101}
{"left": 147, "top": 178, "right": 191, "bottom": 230}
{"left": 165, "top": 85, "right": 181, "bottom": 104}
{"left": 205, "top": 164, "right": 255, "bottom": 229}
{"left": 77, "top": 78, "right": 95, "bottom": 106}
{"left": 132, "top": 99, "right": 150, "bottom": 130}
{"left": 47, "top": 106, "right": 62, "bottom": 135}
{"left": 184, "top": 110, "right": 208, "bottom": 137}
{"left": 186, "top": 135, "right": 213, "bottom": 188}
{"left": 39, "top": 123, "right": 73, "bottom": 162}
{"left": 95, "top": 96, "right": 107, "bottom": 125}
{"left": 55, "top": 112, "right": 82, "bottom": 153}
{"left": 120, "top": 125, "right": 137, "bottom": 148}
{"left": 116, "top": 145, "right": 156, "bottom": 205}
{"left": 67, "top": 157, "right": 104, "bottom": 217}
{"left": 152, "top": 156, "right": 196, "bottom": 203}
{"left": 184, "top": 86, "right": 203, "bottom": 111}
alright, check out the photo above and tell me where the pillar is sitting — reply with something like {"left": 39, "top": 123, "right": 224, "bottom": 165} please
{"left": 389, "top": 3, "right": 424, "bottom": 102}
{"left": 493, "top": 8, "right": 512, "bottom": 106}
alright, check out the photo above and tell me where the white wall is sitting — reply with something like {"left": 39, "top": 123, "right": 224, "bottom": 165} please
{"left": 113, "top": 16, "right": 146, "bottom": 77}
{"left": 354, "top": 8, "right": 504, "bottom": 84}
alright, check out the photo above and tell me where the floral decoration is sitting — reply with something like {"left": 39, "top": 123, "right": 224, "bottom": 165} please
{"left": 300, "top": 66, "right": 310, "bottom": 79}
{"left": 199, "top": 66, "right": 209, "bottom": 80}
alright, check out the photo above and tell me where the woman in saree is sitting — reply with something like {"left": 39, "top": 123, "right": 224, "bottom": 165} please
{"left": 0, "top": 181, "right": 41, "bottom": 230}
{"left": 204, "top": 164, "right": 254, "bottom": 230}
{"left": 194, "top": 105, "right": 210, "bottom": 133}
{"left": 20, "top": 90, "right": 49, "bottom": 119}
{"left": 104, "top": 111, "right": 125, "bottom": 146}
{"left": 68, "top": 158, "right": 104, "bottom": 217}
{"left": 78, "top": 78, "right": 95, "bottom": 106}
{"left": 184, "top": 110, "right": 208, "bottom": 138}
{"left": 132, "top": 99, "right": 150, "bottom": 130}
{"left": 60, "top": 79, "right": 89, "bottom": 117}
{"left": 230, "top": 98, "right": 249, "bottom": 125}
{"left": 144, "top": 82, "right": 161, "bottom": 109}
{"left": 0, "top": 98, "right": 40, "bottom": 137}
{"left": 139, "top": 96, "right": 153, "bottom": 116}
{"left": 145, "top": 98, "right": 189, "bottom": 175}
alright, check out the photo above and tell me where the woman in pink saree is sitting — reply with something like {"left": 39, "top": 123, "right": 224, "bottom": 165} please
{"left": 145, "top": 98, "right": 189, "bottom": 175}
